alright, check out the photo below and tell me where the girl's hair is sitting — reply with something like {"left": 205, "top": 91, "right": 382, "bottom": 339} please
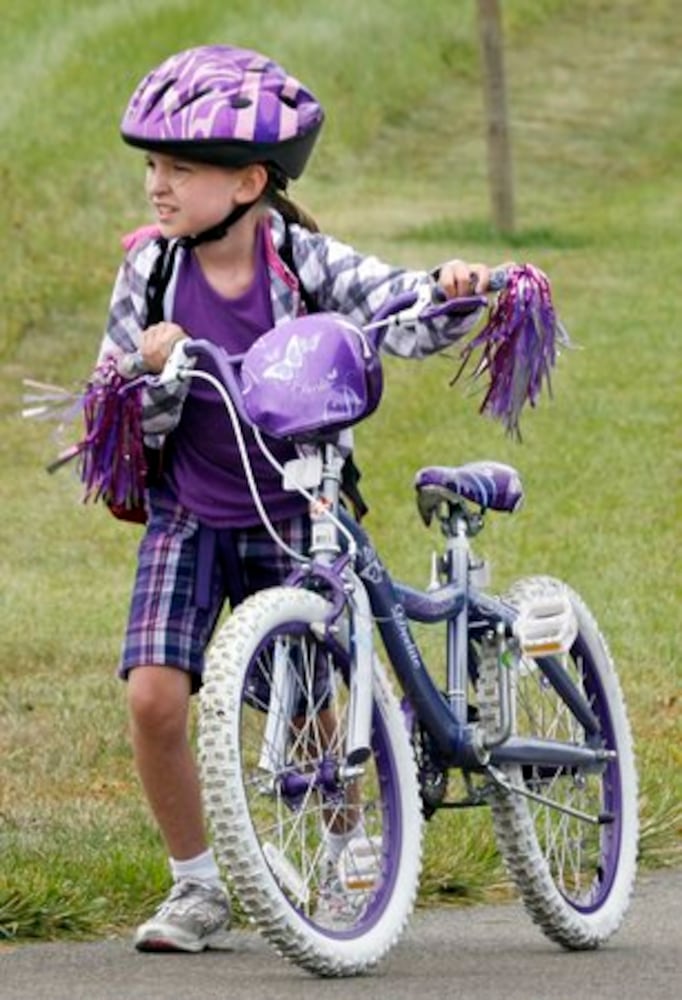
{"left": 266, "top": 176, "right": 319, "bottom": 233}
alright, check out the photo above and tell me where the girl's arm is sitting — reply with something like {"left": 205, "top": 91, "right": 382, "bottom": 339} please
{"left": 288, "top": 225, "right": 488, "bottom": 359}
{"left": 97, "top": 244, "right": 190, "bottom": 442}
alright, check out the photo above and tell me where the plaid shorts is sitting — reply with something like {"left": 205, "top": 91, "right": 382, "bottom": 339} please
{"left": 120, "top": 489, "right": 310, "bottom": 691}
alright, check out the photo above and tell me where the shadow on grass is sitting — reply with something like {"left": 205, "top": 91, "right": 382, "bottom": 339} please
{"left": 396, "top": 218, "right": 592, "bottom": 251}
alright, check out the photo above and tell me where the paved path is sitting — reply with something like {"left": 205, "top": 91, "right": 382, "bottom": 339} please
{"left": 1, "top": 869, "right": 680, "bottom": 1000}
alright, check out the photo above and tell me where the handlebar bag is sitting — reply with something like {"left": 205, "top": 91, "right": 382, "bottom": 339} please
{"left": 240, "top": 313, "right": 383, "bottom": 440}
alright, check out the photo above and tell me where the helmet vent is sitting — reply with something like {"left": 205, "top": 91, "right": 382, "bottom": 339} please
{"left": 230, "top": 95, "right": 252, "bottom": 109}
{"left": 144, "top": 79, "right": 175, "bottom": 115}
{"left": 174, "top": 87, "right": 211, "bottom": 114}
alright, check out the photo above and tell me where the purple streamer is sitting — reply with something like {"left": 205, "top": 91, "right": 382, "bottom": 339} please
{"left": 49, "top": 358, "right": 148, "bottom": 510}
{"left": 451, "top": 264, "right": 570, "bottom": 437}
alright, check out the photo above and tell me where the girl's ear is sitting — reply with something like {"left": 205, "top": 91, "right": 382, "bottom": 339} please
{"left": 236, "top": 163, "right": 269, "bottom": 203}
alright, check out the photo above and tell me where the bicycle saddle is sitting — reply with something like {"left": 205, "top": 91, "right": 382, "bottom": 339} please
{"left": 415, "top": 461, "right": 524, "bottom": 521}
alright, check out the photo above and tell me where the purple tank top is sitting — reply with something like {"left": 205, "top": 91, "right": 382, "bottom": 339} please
{"left": 165, "top": 224, "right": 307, "bottom": 528}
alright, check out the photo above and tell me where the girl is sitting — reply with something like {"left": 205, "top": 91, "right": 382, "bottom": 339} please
{"left": 103, "top": 44, "right": 500, "bottom": 952}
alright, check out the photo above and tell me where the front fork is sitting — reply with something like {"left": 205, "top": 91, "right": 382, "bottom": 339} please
{"left": 256, "top": 580, "right": 374, "bottom": 794}
{"left": 260, "top": 487, "right": 375, "bottom": 782}
{"left": 258, "top": 635, "right": 296, "bottom": 775}
{"left": 343, "top": 574, "right": 374, "bottom": 765}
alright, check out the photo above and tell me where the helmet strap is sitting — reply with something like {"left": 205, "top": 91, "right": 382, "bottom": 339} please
{"left": 181, "top": 199, "right": 258, "bottom": 248}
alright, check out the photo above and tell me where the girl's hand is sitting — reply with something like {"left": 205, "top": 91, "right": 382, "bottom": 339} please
{"left": 437, "top": 259, "right": 492, "bottom": 298}
{"left": 140, "top": 322, "right": 188, "bottom": 373}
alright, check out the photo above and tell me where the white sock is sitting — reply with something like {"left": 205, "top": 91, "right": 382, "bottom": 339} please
{"left": 169, "top": 848, "right": 222, "bottom": 888}
{"left": 323, "top": 822, "right": 364, "bottom": 863}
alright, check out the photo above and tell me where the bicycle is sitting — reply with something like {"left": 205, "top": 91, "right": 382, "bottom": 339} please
{"left": 115, "top": 283, "right": 638, "bottom": 977}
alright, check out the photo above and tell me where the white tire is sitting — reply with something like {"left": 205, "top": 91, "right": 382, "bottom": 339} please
{"left": 479, "top": 576, "right": 638, "bottom": 948}
{"left": 199, "top": 586, "right": 423, "bottom": 976}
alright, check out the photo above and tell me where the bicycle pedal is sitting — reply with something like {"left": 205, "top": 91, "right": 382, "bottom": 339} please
{"left": 338, "top": 836, "right": 382, "bottom": 891}
{"left": 512, "top": 587, "right": 578, "bottom": 657}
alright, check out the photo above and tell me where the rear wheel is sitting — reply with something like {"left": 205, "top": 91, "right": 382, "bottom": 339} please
{"left": 478, "top": 576, "right": 638, "bottom": 948}
{"left": 199, "top": 586, "right": 422, "bottom": 976}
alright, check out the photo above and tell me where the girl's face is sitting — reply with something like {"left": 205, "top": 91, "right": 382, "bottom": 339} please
{"left": 144, "top": 153, "right": 246, "bottom": 239}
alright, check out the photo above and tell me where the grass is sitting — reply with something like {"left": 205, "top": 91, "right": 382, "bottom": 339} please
{"left": 1, "top": 0, "right": 681, "bottom": 941}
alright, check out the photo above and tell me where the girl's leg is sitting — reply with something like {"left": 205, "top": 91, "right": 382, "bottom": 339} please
{"left": 128, "top": 663, "right": 231, "bottom": 952}
{"left": 127, "top": 664, "right": 206, "bottom": 860}
{"left": 120, "top": 501, "right": 232, "bottom": 950}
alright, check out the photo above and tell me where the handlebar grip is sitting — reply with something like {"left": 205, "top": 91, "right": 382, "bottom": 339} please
{"left": 116, "top": 339, "right": 193, "bottom": 383}
{"left": 117, "top": 351, "right": 148, "bottom": 380}
{"left": 489, "top": 267, "right": 508, "bottom": 292}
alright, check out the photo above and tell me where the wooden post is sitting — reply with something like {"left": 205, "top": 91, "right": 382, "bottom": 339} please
{"left": 477, "top": 0, "right": 515, "bottom": 234}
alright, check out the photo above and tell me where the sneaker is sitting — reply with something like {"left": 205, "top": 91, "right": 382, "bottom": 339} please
{"left": 134, "top": 878, "right": 231, "bottom": 953}
{"left": 314, "top": 835, "right": 382, "bottom": 928}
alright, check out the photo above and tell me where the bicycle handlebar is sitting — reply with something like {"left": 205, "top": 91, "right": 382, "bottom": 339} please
{"left": 116, "top": 281, "right": 500, "bottom": 387}
{"left": 183, "top": 339, "right": 252, "bottom": 428}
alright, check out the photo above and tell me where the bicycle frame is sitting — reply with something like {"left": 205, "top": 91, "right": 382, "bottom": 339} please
{"left": 169, "top": 338, "right": 611, "bottom": 784}
{"left": 286, "top": 443, "right": 612, "bottom": 781}
{"left": 185, "top": 303, "right": 637, "bottom": 970}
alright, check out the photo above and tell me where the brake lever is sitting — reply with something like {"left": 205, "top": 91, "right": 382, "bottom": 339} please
{"left": 419, "top": 293, "right": 488, "bottom": 321}
{"left": 418, "top": 265, "right": 508, "bottom": 320}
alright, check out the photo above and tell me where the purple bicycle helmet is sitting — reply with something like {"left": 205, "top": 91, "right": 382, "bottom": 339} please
{"left": 121, "top": 45, "right": 324, "bottom": 180}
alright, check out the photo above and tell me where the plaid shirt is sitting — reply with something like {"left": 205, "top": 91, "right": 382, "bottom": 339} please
{"left": 98, "top": 209, "right": 480, "bottom": 445}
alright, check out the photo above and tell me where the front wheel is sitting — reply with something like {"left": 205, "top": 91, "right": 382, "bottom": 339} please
{"left": 199, "top": 586, "right": 423, "bottom": 977}
{"left": 478, "top": 576, "right": 638, "bottom": 949}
